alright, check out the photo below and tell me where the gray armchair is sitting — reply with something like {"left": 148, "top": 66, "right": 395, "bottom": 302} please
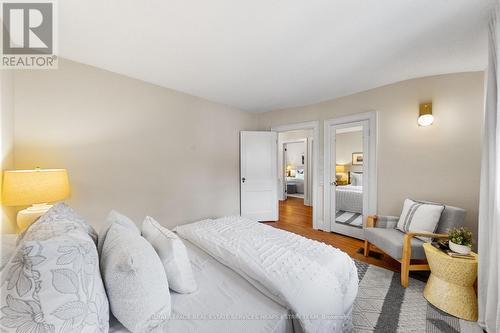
{"left": 363, "top": 204, "right": 466, "bottom": 288}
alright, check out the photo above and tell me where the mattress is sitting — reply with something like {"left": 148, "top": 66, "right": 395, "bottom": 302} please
{"left": 336, "top": 185, "right": 363, "bottom": 214}
{"left": 110, "top": 239, "right": 296, "bottom": 333}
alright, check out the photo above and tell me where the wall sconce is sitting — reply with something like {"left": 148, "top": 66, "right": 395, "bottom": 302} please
{"left": 418, "top": 102, "right": 434, "bottom": 127}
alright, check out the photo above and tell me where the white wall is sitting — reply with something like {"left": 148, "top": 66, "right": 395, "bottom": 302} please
{"left": 259, "top": 72, "right": 485, "bottom": 238}
{"left": 285, "top": 142, "right": 305, "bottom": 168}
{"left": 0, "top": 71, "right": 16, "bottom": 234}
{"left": 335, "top": 130, "right": 363, "bottom": 174}
{"left": 13, "top": 59, "right": 258, "bottom": 230}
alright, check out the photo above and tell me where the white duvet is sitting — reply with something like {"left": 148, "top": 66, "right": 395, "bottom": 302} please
{"left": 175, "top": 216, "right": 358, "bottom": 333}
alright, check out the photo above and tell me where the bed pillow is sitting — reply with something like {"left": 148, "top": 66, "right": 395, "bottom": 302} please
{"left": 142, "top": 216, "right": 197, "bottom": 294}
{"left": 350, "top": 172, "right": 362, "bottom": 186}
{"left": 101, "top": 222, "right": 171, "bottom": 333}
{"left": 0, "top": 204, "right": 109, "bottom": 333}
{"left": 97, "top": 210, "right": 140, "bottom": 255}
{"left": 396, "top": 199, "right": 445, "bottom": 241}
{"left": 17, "top": 202, "right": 98, "bottom": 245}
{"left": 1, "top": 234, "right": 17, "bottom": 272}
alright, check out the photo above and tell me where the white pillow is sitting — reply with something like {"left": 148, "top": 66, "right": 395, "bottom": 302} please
{"left": 101, "top": 223, "right": 171, "bottom": 333}
{"left": 396, "top": 199, "right": 445, "bottom": 241}
{"left": 350, "top": 172, "right": 362, "bottom": 186}
{"left": 98, "top": 210, "right": 140, "bottom": 255}
{"left": 142, "top": 216, "right": 197, "bottom": 294}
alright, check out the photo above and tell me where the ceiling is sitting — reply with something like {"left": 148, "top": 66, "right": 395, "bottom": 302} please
{"left": 59, "top": 0, "right": 493, "bottom": 112}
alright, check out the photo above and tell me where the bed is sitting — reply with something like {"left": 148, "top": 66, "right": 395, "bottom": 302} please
{"left": 1, "top": 212, "right": 358, "bottom": 333}
{"left": 336, "top": 184, "right": 363, "bottom": 214}
{"left": 335, "top": 172, "right": 363, "bottom": 214}
{"left": 109, "top": 239, "right": 298, "bottom": 333}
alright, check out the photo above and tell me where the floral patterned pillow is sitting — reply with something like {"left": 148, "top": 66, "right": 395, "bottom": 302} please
{"left": 17, "top": 203, "right": 98, "bottom": 246}
{"left": 0, "top": 204, "right": 109, "bottom": 333}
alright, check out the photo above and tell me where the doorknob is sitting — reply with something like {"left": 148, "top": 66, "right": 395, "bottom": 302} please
{"left": 330, "top": 181, "right": 337, "bottom": 186}
{"left": 242, "top": 177, "right": 246, "bottom": 183}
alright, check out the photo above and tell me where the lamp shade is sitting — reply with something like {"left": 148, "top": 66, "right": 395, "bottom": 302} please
{"left": 2, "top": 169, "right": 70, "bottom": 206}
{"left": 336, "top": 165, "right": 346, "bottom": 173}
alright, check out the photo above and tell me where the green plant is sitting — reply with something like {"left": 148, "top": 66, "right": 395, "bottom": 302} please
{"left": 448, "top": 227, "right": 473, "bottom": 248}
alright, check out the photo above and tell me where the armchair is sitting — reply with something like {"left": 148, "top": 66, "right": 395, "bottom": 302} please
{"left": 363, "top": 205, "right": 466, "bottom": 288}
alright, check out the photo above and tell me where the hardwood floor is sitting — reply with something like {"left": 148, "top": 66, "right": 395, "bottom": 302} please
{"left": 264, "top": 197, "right": 401, "bottom": 272}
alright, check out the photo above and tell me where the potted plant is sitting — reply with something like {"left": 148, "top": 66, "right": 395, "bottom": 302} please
{"left": 448, "top": 227, "right": 473, "bottom": 255}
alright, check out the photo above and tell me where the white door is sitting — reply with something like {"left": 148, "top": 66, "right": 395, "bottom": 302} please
{"left": 329, "top": 121, "right": 369, "bottom": 239}
{"left": 240, "top": 131, "right": 278, "bottom": 221}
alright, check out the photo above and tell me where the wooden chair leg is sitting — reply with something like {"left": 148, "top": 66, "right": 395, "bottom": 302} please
{"left": 400, "top": 258, "right": 410, "bottom": 288}
{"left": 400, "top": 234, "right": 412, "bottom": 288}
{"left": 363, "top": 240, "right": 370, "bottom": 257}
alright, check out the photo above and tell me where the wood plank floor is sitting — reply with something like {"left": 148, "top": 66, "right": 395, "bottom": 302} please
{"left": 264, "top": 197, "right": 401, "bottom": 272}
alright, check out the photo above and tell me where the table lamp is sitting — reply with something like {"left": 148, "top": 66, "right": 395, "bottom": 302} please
{"left": 335, "top": 164, "right": 347, "bottom": 181}
{"left": 2, "top": 168, "right": 70, "bottom": 232}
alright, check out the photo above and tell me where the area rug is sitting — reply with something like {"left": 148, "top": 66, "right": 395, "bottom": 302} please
{"left": 352, "top": 260, "right": 480, "bottom": 333}
{"left": 336, "top": 210, "right": 363, "bottom": 228}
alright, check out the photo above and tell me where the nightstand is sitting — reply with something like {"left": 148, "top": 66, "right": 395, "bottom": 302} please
{"left": 422, "top": 243, "right": 478, "bottom": 321}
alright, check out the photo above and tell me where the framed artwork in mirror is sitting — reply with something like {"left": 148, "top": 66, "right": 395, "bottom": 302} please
{"left": 352, "top": 152, "right": 363, "bottom": 165}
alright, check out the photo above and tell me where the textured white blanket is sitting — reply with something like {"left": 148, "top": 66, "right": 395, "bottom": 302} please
{"left": 175, "top": 217, "right": 358, "bottom": 333}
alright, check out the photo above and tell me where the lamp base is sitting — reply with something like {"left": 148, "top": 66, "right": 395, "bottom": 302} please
{"left": 17, "top": 204, "right": 53, "bottom": 232}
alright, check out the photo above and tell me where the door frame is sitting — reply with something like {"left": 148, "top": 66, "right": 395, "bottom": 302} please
{"left": 271, "top": 121, "right": 320, "bottom": 229}
{"left": 324, "top": 112, "right": 378, "bottom": 235}
{"left": 281, "top": 139, "right": 307, "bottom": 202}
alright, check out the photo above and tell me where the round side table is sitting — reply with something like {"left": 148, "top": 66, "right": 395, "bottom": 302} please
{"left": 422, "top": 243, "right": 478, "bottom": 321}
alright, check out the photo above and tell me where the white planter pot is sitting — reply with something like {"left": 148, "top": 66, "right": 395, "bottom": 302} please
{"left": 449, "top": 241, "right": 471, "bottom": 255}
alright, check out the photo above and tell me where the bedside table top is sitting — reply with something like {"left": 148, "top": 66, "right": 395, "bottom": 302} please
{"left": 423, "top": 242, "right": 477, "bottom": 264}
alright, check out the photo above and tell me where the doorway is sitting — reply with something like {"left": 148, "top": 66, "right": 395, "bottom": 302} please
{"left": 272, "top": 122, "right": 320, "bottom": 229}
{"left": 282, "top": 137, "right": 310, "bottom": 202}
{"left": 324, "top": 112, "right": 377, "bottom": 239}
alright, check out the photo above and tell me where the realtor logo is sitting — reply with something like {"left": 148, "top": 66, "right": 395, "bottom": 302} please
{"left": 1, "top": 1, "right": 57, "bottom": 69}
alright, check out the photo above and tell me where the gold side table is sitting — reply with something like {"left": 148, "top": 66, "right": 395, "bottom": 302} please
{"left": 422, "top": 243, "right": 478, "bottom": 321}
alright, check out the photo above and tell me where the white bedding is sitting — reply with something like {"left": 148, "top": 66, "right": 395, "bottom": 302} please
{"left": 175, "top": 217, "right": 358, "bottom": 333}
{"left": 336, "top": 185, "right": 363, "bottom": 214}
{"left": 110, "top": 239, "right": 296, "bottom": 333}
{"left": 1, "top": 233, "right": 294, "bottom": 333}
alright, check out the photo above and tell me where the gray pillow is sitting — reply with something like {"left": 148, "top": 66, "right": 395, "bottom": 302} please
{"left": 97, "top": 210, "right": 140, "bottom": 255}
{"left": 0, "top": 204, "right": 109, "bottom": 333}
{"left": 101, "top": 223, "right": 171, "bottom": 333}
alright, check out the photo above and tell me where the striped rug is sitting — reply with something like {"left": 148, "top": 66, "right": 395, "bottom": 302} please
{"left": 352, "top": 260, "right": 482, "bottom": 333}
{"left": 336, "top": 210, "right": 363, "bottom": 228}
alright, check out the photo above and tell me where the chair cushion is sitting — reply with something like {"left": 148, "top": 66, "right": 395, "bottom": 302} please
{"left": 435, "top": 205, "right": 466, "bottom": 234}
{"left": 365, "top": 228, "right": 427, "bottom": 260}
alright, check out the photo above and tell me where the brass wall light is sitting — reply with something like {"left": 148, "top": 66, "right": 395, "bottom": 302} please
{"left": 418, "top": 102, "right": 434, "bottom": 126}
